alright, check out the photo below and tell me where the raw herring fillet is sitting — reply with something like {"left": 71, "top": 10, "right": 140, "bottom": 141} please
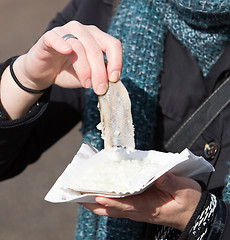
{"left": 98, "top": 80, "right": 135, "bottom": 151}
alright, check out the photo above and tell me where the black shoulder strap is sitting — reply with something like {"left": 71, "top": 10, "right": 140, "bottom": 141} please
{"left": 164, "top": 75, "right": 230, "bottom": 152}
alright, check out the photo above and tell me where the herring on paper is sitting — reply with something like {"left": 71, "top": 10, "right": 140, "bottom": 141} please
{"left": 45, "top": 80, "right": 214, "bottom": 203}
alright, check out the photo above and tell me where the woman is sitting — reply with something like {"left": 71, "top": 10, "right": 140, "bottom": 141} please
{"left": 0, "top": 0, "right": 230, "bottom": 239}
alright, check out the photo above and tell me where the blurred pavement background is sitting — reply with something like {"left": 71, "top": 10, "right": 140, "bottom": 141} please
{"left": 0, "top": 0, "right": 82, "bottom": 239}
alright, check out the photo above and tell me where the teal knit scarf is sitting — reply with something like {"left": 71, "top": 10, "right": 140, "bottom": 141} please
{"left": 76, "top": 1, "right": 230, "bottom": 239}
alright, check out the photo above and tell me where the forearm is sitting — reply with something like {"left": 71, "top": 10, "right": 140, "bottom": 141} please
{"left": 0, "top": 82, "right": 84, "bottom": 181}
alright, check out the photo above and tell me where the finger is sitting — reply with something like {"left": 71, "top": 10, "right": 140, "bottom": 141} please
{"left": 80, "top": 202, "right": 109, "bottom": 216}
{"left": 65, "top": 38, "right": 92, "bottom": 88}
{"left": 95, "top": 196, "right": 136, "bottom": 213}
{"left": 65, "top": 22, "right": 108, "bottom": 94}
{"left": 95, "top": 197, "right": 144, "bottom": 220}
{"left": 47, "top": 27, "right": 92, "bottom": 88}
{"left": 42, "top": 30, "right": 73, "bottom": 55}
{"left": 86, "top": 25, "right": 123, "bottom": 83}
{"left": 80, "top": 202, "right": 102, "bottom": 210}
{"left": 155, "top": 173, "right": 201, "bottom": 198}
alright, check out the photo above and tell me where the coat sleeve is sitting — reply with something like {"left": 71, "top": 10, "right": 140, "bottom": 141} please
{"left": 163, "top": 192, "right": 228, "bottom": 240}
{"left": 0, "top": 58, "right": 85, "bottom": 181}
{"left": 177, "top": 192, "right": 229, "bottom": 240}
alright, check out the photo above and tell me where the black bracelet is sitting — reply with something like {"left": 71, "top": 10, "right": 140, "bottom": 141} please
{"left": 10, "top": 57, "right": 49, "bottom": 94}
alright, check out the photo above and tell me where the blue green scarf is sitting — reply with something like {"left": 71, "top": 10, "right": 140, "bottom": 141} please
{"left": 76, "top": 0, "right": 230, "bottom": 239}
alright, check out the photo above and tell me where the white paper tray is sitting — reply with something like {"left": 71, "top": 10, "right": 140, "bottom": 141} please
{"left": 45, "top": 144, "right": 214, "bottom": 203}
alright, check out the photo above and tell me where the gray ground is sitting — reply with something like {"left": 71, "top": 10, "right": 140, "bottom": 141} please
{"left": 0, "top": 1, "right": 82, "bottom": 239}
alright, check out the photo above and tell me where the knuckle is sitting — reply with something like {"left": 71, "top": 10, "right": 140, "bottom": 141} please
{"left": 86, "top": 24, "right": 100, "bottom": 33}
{"left": 43, "top": 30, "right": 52, "bottom": 39}
{"left": 42, "top": 31, "right": 49, "bottom": 41}
{"left": 151, "top": 208, "right": 160, "bottom": 219}
{"left": 80, "top": 69, "right": 91, "bottom": 82}
{"left": 92, "top": 71, "right": 106, "bottom": 82}
{"left": 51, "top": 26, "right": 65, "bottom": 35}
{"left": 112, "top": 38, "right": 122, "bottom": 50}
{"left": 183, "top": 189, "right": 196, "bottom": 199}
{"left": 42, "top": 31, "right": 52, "bottom": 46}
{"left": 51, "top": 26, "right": 61, "bottom": 32}
{"left": 67, "top": 20, "right": 81, "bottom": 28}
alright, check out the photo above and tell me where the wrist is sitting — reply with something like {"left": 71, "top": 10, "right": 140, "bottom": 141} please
{"left": 13, "top": 55, "right": 52, "bottom": 92}
{"left": 179, "top": 192, "right": 216, "bottom": 239}
{"left": 177, "top": 192, "right": 202, "bottom": 231}
{"left": 0, "top": 57, "right": 45, "bottom": 119}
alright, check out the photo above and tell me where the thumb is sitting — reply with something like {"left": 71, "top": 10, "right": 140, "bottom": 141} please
{"left": 155, "top": 173, "right": 201, "bottom": 198}
{"left": 155, "top": 173, "right": 178, "bottom": 193}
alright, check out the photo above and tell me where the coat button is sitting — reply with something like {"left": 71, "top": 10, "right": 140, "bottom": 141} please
{"left": 204, "top": 141, "right": 218, "bottom": 160}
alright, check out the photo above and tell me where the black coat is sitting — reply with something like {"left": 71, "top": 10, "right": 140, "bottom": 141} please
{"left": 0, "top": 0, "right": 230, "bottom": 239}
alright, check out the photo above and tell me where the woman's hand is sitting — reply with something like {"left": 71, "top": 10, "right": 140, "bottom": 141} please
{"left": 14, "top": 20, "right": 123, "bottom": 95}
{"left": 81, "top": 173, "right": 202, "bottom": 231}
{"left": 0, "top": 21, "right": 122, "bottom": 119}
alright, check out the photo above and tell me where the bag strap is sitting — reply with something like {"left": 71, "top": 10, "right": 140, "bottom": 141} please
{"left": 164, "top": 75, "right": 230, "bottom": 152}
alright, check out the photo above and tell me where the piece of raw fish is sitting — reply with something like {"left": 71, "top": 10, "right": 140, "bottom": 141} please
{"left": 98, "top": 80, "right": 135, "bottom": 151}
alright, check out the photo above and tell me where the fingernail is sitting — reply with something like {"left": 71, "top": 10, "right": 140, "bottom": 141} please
{"left": 85, "top": 78, "right": 92, "bottom": 88}
{"left": 96, "top": 197, "right": 105, "bottom": 204}
{"left": 109, "top": 71, "right": 120, "bottom": 82}
{"left": 96, "top": 83, "right": 108, "bottom": 95}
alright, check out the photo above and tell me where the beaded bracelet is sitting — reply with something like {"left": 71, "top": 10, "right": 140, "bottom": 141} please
{"left": 10, "top": 57, "right": 49, "bottom": 94}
